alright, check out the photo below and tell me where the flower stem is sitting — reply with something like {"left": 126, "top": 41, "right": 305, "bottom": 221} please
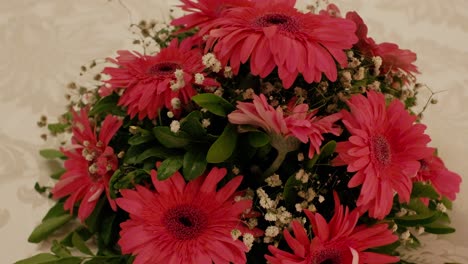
{"left": 262, "top": 148, "right": 288, "bottom": 180}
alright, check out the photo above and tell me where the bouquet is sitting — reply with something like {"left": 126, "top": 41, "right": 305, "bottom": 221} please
{"left": 18, "top": 0, "right": 462, "bottom": 263}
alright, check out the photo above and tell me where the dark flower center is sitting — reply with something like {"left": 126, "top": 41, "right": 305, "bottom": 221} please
{"left": 162, "top": 204, "right": 208, "bottom": 240}
{"left": 371, "top": 135, "right": 392, "bottom": 167}
{"left": 254, "top": 13, "right": 299, "bottom": 32}
{"left": 147, "top": 62, "right": 180, "bottom": 76}
{"left": 309, "top": 248, "right": 342, "bottom": 264}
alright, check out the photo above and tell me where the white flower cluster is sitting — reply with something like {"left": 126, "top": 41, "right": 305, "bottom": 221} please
{"left": 256, "top": 187, "right": 293, "bottom": 244}
{"left": 234, "top": 189, "right": 259, "bottom": 232}
{"left": 130, "top": 20, "right": 175, "bottom": 55}
{"left": 347, "top": 51, "right": 362, "bottom": 69}
{"left": 372, "top": 56, "right": 383, "bottom": 76}
{"left": 170, "top": 69, "right": 185, "bottom": 91}
{"left": 295, "top": 169, "right": 310, "bottom": 184}
{"left": 224, "top": 66, "right": 233, "bottom": 78}
{"left": 171, "top": 97, "right": 181, "bottom": 110}
{"left": 265, "top": 174, "right": 282, "bottom": 187}
{"left": 194, "top": 73, "right": 205, "bottom": 85}
{"left": 202, "top": 53, "right": 222, "bottom": 73}
{"left": 256, "top": 188, "right": 277, "bottom": 209}
{"left": 170, "top": 120, "right": 180, "bottom": 133}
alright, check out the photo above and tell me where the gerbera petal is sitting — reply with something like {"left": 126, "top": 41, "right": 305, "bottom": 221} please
{"left": 118, "top": 167, "right": 252, "bottom": 263}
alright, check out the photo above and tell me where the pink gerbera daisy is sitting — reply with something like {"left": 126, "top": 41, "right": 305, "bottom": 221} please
{"left": 415, "top": 151, "right": 462, "bottom": 201}
{"left": 346, "top": 11, "right": 419, "bottom": 75}
{"left": 228, "top": 94, "right": 342, "bottom": 159}
{"left": 266, "top": 193, "right": 399, "bottom": 264}
{"left": 116, "top": 167, "right": 253, "bottom": 264}
{"left": 203, "top": 0, "right": 357, "bottom": 88}
{"left": 333, "top": 91, "right": 433, "bottom": 219}
{"left": 101, "top": 39, "right": 218, "bottom": 120}
{"left": 51, "top": 109, "right": 122, "bottom": 221}
{"left": 171, "top": 0, "right": 253, "bottom": 31}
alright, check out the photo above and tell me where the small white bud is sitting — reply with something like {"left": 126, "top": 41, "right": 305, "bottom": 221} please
{"left": 201, "top": 118, "right": 211, "bottom": 128}
{"left": 194, "top": 73, "right": 205, "bottom": 85}
{"left": 171, "top": 98, "right": 181, "bottom": 109}
{"left": 265, "top": 226, "right": 280, "bottom": 238}
{"left": 400, "top": 230, "right": 411, "bottom": 240}
{"left": 170, "top": 120, "right": 180, "bottom": 133}
{"left": 231, "top": 229, "right": 241, "bottom": 240}
{"left": 318, "top": 195, "right": 325, "bottom": 203}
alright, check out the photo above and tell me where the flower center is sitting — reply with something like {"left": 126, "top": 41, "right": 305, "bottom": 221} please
{"left": 147, "top": 62, "right": 180, "bottom": 76}
{"left": 371, "top": 135, "right": 392, "bottom": 167}
{"left": 254, "top": 13, "right": 299, "bottom": 32}
{"left": 309, "top": 248, "right": 342, "bottom": 264}
{"left": 81, "top": 141, "right": 117, "bottom": 182}
{"left": 162, "top": 204, "right": 208, "bottom": 240}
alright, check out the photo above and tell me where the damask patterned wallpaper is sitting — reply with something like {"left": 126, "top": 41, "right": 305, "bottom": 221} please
{"left": 0, "top": 0, "right": 467, "bottom": 263}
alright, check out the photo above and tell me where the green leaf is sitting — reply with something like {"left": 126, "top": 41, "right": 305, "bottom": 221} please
{"left": 369, "top": 241, "right": 401, "bottom": 255}
{"left": 411, "top": 182, "right": 439, "bottom": 200}
{"left": 157, "top": 156, "right": 184, "bottom": 180}
{"left": 15, "top": 253, "right": 59, "bottom": 264}
{"left": 39, "top": 149, "right": 66, "bottom": 160}
{"left": 84, "top": 197, "right": 106, "bottom": 233}
{"left": 51, "top": 168, "right": 66, "bottom": 180}
{"left": 89, "top": 93, "right": 125, "bottom": 116}
{"left": 100, "top": 214, "right": 117, "bottom": 246}
{"left": 180, "top": 111, "right": 206, "bottom": 138}
{"left": 248, "top": 131, "right": 270, "bottom": 148}
{"left": 207, "top": 124, "right": 238, "bottom": 163}
{"left": 51, "top": 240, "right": 71, "bottom": 258}
{"left": 394, "top": 211, "right": 441, "bottom": 227}
{"left": 84, "top": 257, "right": 123, "bottom": 264}
{"left": 424, "top": 222, "right": 456, "bottom": 234}
{"left": 153, "top": 127, "right": 191, "bottom": 148}
{"left": 108, "top": 169, "right": 122, "bottom": 199}
{"left": 183, "top": 150, "right": 208, "bottom": 180}
{"left": 109, "top": 169, "right": 149, "bottom": 198}
{"left": 123, "top": 145, "right": 146, "bottom": 164}
{"left": 441, "top": 196, "right": 453, "bottom": 210}
{"left": 394, "top": 198, "right": 443, "bottom": 226}
{"left": 305, "top": 140, "right": 336, "bottom": 168}
{"left": 28, "top": 214, "right": 73, "bottom": 243}
{"left": 135, "top": 147, "right": 177, "bottom": 164}
{"left": 405, "top": 198, "right": 431, "bottom": 214}
{"left": 192, "top": 93, "right": 234, "bottom": 116}
{"left": 50, "top": 257, "right": 83, "bottom": 264}
{"left": 283, "top": 174, "right": 302, "bottom": 207}
{"left": 42, "top": 202, "right": 67, "bottom": 221}
{"left": 61, "top": 227, "right": 93, "bottom": 247}
{"left": 72, "top": 232, "right": 94, "bottom": 255}
{"left": 128, "top": 133, "right": 155, "bottom": 145}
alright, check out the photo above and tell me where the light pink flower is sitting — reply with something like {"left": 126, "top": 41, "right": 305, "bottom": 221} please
{"left": 228, "top": 94, "right": 341, "bottom": 158}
